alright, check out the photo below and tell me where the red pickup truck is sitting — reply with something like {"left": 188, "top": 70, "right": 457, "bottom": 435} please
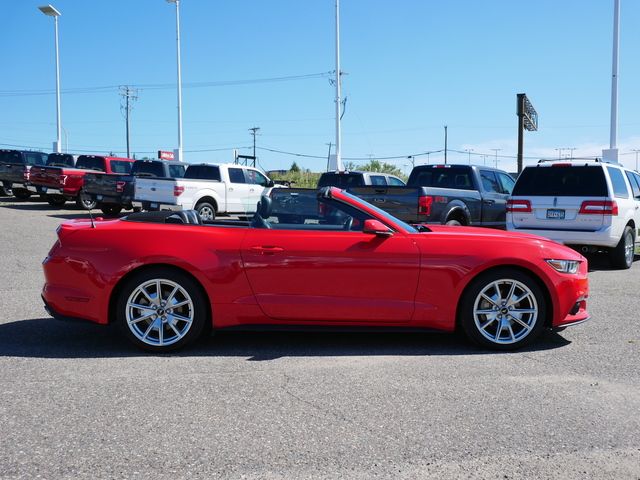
{"left": 30, "top": 155, "right": 135, "bottom": 209}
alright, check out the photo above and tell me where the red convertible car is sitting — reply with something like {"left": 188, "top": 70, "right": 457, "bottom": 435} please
{"left": 42, "top": 187, "right": 589, "bottom": 352}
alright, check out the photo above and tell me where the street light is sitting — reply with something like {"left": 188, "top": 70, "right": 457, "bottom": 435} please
{"left": 464, "top": 148, "right": 474, "bottom": 164}
{"left": 167, "top": 0, "right": 183, "bottom": 162}
{"left": 38, "top": 4, "right": 62, "bottom": 153}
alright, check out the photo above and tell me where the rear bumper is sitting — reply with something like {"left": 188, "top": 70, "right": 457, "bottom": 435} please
{"left": 507, "top": 224, "right": 620, "bottom": 248}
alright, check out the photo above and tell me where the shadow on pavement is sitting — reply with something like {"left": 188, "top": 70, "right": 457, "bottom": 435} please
{"left": 0, "top": 317, "right": 571, "bottom": 360}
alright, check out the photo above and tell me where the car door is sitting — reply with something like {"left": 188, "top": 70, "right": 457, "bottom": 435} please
{"left": 245, "top": 168, "right": 270, "bottom": 212}
{"left": 240, "top": 192, "right": 420, "bottom": 323}
{"left": 479, "top": 169, "right": 508, "bottom": 227}
{"left": 226, "top": 167, "right": 252, "bottom": 214}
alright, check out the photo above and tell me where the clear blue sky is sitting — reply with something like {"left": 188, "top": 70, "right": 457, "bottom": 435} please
{"left": 2, "top": 1, "right": 639, "bottom": 173}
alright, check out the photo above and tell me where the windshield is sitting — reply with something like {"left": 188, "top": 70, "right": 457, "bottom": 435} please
{"left": 408, "top": 166, "right": 474, "bottom": 190}
{"left": 0, "top": 151, "right": 23, "bottom": 164}
{"left": 76, "top": 156, "right": 106, "bottom": 172}
{"left": 513, "top": 166, "right": 608, "bottom": 196}
{"left": 318, "top": 173, "right": 365, "bottom": 188}
{"left": 339, "top": 190, "right": 418, "bottom": 233}
{"left": 47, "top": 153, "right": 75, "bottom": 167}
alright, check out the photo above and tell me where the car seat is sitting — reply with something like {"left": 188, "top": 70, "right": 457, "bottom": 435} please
{"left": 166, "top": 210, "right": 202, "bottom": 225}
{"left": 251, "top": 196, "right": 273, "bottom": 229}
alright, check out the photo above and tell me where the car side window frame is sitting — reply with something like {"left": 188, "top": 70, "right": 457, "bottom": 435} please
{"left": 228, "top": 168, "right": 247, "bottom": 184}
{"left": 607, "top": 166, "right": 630, "bottom": 199}
{"left": 496, "top": 172, "right": 516, "bottom": 194}
{"left": 479, "top": 169, "right": 501, "bottom": 193}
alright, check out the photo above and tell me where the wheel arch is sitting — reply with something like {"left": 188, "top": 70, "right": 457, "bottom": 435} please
{"left": 108, "top": 263, "right": 212, "bottom": 327}
{"left": 444, "top": 206, "right": 470, "bottom": 225}
{"left": 454, "top": 264, "right": 554, "bottom": 330}
{"left": 194, "top": 194, "right": 219, "bottom": 212}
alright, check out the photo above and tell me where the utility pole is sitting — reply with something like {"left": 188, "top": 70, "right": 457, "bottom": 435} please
{"left": 632, "top": 149, "right": 640, "bottom": 171}
{"left": 491, "top": 148, "right": 502, "bottom": 168}
{"left": 444, "top": 125, "right": 448, "bottom": 164}
{"left": 567, "top": 147, "right": 577, "bottom": 159}
{"left": 249, "top": 127, "right": 260, "bottom": 160}
{"left": 119, "top": 86, "right": 139, "bottom": 158}
{"left": 555, "top": 148, "right": 564, "bottom": 159}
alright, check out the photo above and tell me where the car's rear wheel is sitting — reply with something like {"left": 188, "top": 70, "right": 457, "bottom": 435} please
{"left": 116, "top": 267, "right": 208, "bottom": 352}
{"left": 76, "top": 190, "right": 97, "bottom": 210}
{"left": 609, "top": 225, "right": 634, "bottom": 270}
{"left": 13, "top": 188, "right": 31, "bottom": 200}
{"left": 445, "top": 219, "right": 462, "bottom": 226}
{"left": 47, "top": 195, "right": 66, "bottom": 207}
{"left": 195, "top": 201, "right": 216, "bottom": 221}
{"left": 100, "top": 204, "right": 123, "bottom": 216}
{"left": 459, "top": 268, "right": 546, "bottom": 350}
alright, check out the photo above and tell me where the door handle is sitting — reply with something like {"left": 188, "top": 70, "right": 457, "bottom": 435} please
{"left": 250, "top": 245, "right": 284, "bottom": 255}
{"left": 483, "top": 199, "right": 495, "bottom": 205}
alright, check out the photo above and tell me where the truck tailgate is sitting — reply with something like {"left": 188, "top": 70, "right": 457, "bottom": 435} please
{"left": 348, "top": 186, "right": 424, "bottom": 221}
{"left": 134, "top": 177, "right": 178, "bottom": 205}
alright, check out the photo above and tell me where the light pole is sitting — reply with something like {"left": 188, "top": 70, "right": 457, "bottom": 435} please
{"left": 334, "top": 0, "right": 343, "bottom": 171}
{"left": 555, "top": 148, "right": 564, "bottom": 159}
{"left": 167, "top": 0, "right": 183, "bottom": 162}
{"left": 38, "top": 4, "right": 62, "bottom": 153}
{"left": 464, "top": 148, "right": 474, "bottom": 164}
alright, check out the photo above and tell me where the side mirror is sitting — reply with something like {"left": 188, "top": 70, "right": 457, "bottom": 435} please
{"left": 267, "top": 180, "right": 275, "bottom": 187}
{"left": 363, "top": 219, "right": 393, "bottom": 237}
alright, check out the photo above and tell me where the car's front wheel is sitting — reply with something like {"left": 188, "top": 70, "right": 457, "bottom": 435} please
{"left": 459, "top": 268, "right": 546, "bottom": 350}
{"left": 115, "top": 267, "right": 208, "bottom": 352}
{"left": 47, "top": 195, "right": 66, "bottom": 207}
{"left": 13, "top": 188, "right": 31, "bottom": 200}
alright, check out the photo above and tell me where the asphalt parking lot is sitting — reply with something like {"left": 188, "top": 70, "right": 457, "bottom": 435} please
{"left": 0, "top": 196, "right": 639, "bottom": 479}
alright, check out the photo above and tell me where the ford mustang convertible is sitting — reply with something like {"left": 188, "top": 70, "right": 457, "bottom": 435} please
{"left": 42, "top": 187, "right": 589, "bottom": 352}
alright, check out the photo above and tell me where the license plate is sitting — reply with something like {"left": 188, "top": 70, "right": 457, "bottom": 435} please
{"left": 546, "top": 209, "right": 565, "bottom": 219}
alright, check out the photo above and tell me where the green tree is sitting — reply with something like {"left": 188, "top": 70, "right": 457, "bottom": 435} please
{"left": 289, "top": 161, "right": 300, "bottom": 173}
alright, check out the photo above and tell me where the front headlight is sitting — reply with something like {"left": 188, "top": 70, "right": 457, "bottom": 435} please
{"left": 545, "top": 259, "right": 580, "bottom": 274}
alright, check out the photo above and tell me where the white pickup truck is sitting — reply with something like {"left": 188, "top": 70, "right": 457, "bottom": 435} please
{"left": 134, "top": 163, "right": 279, "bottom": 220}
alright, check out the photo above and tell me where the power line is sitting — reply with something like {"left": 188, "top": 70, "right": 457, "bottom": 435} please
{"left": 0, "top": 72, "right": 333, "bottom": 97}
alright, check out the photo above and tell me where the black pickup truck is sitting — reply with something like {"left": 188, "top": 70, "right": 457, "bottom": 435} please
{"left": 347, "top": 164, "right": 516, "bottom": 228}
{"left": 0, "top": 149, "right": 49, "bottom": 199}
{"left": 83, "top": 159, "right": 188, "bottom": 215}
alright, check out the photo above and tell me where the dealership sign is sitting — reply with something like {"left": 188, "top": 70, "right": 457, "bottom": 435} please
{"left": 158, "top": 150, "right": 175, "bottom": 161}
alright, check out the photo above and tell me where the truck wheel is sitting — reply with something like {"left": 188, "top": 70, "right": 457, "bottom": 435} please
{"left": 1, "top": 182, "right": 12, "bottom": 196}
{"left": 196, "top": 202, "right": 216, "bottom": 221}
{"left": 47, "top": 195, "right": 66, "bottom": 207}
{"left": 76, "top": 190, "right": 97, "bottom": 210}
{"left": 446, "top": 219, "right": 462, "bottom": 226}
{"left": 13, "top": 189, "right": 31, "bottom": 200}
{"left": 100, "top": 204, "right": 123, "bottom": 216}
{"left": 609, "top": 225, "right": 635, "bottom": 269}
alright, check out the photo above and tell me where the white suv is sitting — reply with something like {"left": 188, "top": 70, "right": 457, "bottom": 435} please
{"left": 506, "top": 159, "right": 640, "bottom": 269}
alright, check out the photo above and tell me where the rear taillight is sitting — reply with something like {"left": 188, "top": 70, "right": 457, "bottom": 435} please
{"left": 418, "top": 195, "right": 433, "bottom": 216}
{"left": 174, "top": 185, "right": 184, "bottom": 197}
{"left": 579, "top": 200, "right": 618, "bottom": 215}
{"left": 58, "top": 175, "right": 67, "bottom": 186}
{"left": 23, "top": 169, "right": 30, "bottom": 181}
{"left": 116, "top": 181, "right": 126, "bottom": 193}
{"left": 506, "top": 199, "right": 532, "bottom": 213}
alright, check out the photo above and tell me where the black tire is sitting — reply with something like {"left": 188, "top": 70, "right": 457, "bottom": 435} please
{"left": 13, "top": 189, "right": 31, "bottom": 200}
{"left": 459, "top": 268, "right": 546, "bottom": 350}
{"left": 609, "top": 225, "right": 635, "bottom": 269}
{"left": 195, "top": 201, "right": 216, "bottom": 221}
{"left": 47, "top": 195, "right": 66, "bottom": 207}
{"left": 1, "top": 182, "right": 12, "bottom": 196}
{"left": 115, "top": 267, "right": 208, "bottom": 352}
{"left": 76, "top": 190, "right": 97, "bottom": 210}
{"left": 100, "top": 204, "right": 123, "bottom": 216}
{"left": 445, "top": 218, "right": 462, "bottom": 226}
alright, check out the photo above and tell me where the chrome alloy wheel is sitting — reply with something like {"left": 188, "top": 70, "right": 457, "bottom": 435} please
{"left": 197, "top": 204, "right": 215, "bottom": 221}
{"left": 624, "top": 229, "right": 634, "bottom": 266}
{"left": 125, "top": 278, "right": 194, "bottom": 347}
{"left": 472, "top": 278, "right": 539, "bottom": 345}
